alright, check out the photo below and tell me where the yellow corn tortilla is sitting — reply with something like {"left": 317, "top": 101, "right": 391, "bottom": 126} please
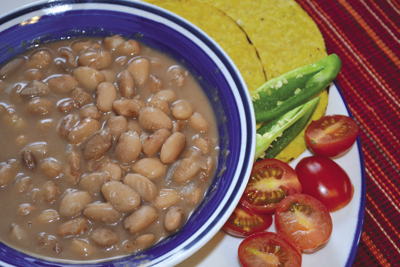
{"left": 144, "top": 0, "right": 329, "bottom": 163}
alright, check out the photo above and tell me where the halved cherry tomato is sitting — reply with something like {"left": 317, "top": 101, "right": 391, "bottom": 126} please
{"left": 239, "top": 158, "right": 302, "bottom": 214}
{"left": 222, "top": 204, "right": 273, "bottom": 237}
{"left": 238, "top": 231, "right": 302, "bottom": 267}
{"left": 295, "top": 155, "right": 353, "bottom": 212}
{"left": 305, "top": 115, "right": 359, "bottom": 157}
{"left": 275, "top": 193, "right": 333, "bottom": 253}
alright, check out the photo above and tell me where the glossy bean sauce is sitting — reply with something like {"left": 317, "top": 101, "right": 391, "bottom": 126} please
{"left": 0, "top": 35, "right": 219, "bottom": 262}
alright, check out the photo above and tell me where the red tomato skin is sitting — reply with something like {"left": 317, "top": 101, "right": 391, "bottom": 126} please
{"left": 222, "top": 204, "right": 273, "bottom": 237}
{"left": 238, "top": 232, "right": 302, "bottom": 267}
{"left": 295, "top": 156, "right": 353, "bottom": 212}
{"left": 275, "top": 194, "right": 333, "bottom": 253}
{"left": 240, "top": 158, "right": 302, "bottom": 214}
{"left": 305, "top": 115, "right": 359, "bottom": 157}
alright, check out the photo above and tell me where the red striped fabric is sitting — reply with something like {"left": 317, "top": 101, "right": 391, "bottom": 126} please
{"left": 296, "top": 0, "right": 400, "bottom": 266}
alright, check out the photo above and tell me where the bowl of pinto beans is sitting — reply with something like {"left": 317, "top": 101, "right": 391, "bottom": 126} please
{"left": 0, "top": 0, "right": 255, "bottom": 266}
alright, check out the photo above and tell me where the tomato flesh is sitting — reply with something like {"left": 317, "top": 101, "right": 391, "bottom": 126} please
{"left": 240, "top": 159, "right": 302, "bottom": 214}
{"left": 238, "top": 232, "right": 302, "bottom": 267}
{"left": 275, "top": 193, "right": 333, "bottom": 253}
{"left": 305, "top": 115, "right": 358, "bottom": 157}
{"left": 222, "top": 204, "right": 273, "bottom": 237}
{"left": 295, "top": 156, "right": 353, "bottom": 212}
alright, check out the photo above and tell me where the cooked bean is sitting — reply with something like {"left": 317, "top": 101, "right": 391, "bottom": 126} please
{"left": 82, "top": 202, "right": 122, "bottom": 224}
{"left": 56, "top": 217, "right": 88, "bottom": 237}
{"left": 127, "top": 57, "right": 150, "bottom": 85}
{"left": 24, "top": 69, "right": 44, "bottom": 81}
{"left": 172, "top": 158, "right": 202, "bottom": 184}
{"left": 78, "top": 50, "right": 112, "bottom": 70}
{"left": 0, "top": 57, "right": 26, "bottom": 78}
{"left": 124, "top": 205, "right": 158, "bottom": 234}
{"left": 101, "top": 69, "right": 117, "bottom": 83}
{"left": 164, "top": 207, "right": 184, "bottom": 232}
{"left": 47, "top": 75, "right": 79, "bottom": 93}
{"left": 0, "top": 159, "right": 19, "bottom": 187}
{"left": 172, "top": 120, "right": 187, "bottom": 133}
{"left": 154, "top": 189, "right": 180, "bottom": 210}
{"left": 71, "top": 88, "right": 92, "bottom": 108}
{"left": 185, "top": 187, "right": 203, "bottom": 205}
{"left": 114, "top": 131, "right": 141, "bottom": 164}
{"left": 148, "top": 75, "right": 163, "bottom": 93}
{"left": 40, "top": 158, "right": 63, "bottom": 179}
{"left": 10, "top": 224, "right": 27, "bottom": 242}
{"left": 123, "top": 173, "right": 158, "bottom": 202}
{"left": 103, "top": 34, "right": 125, "bottom": 50}
{"left": 200, "top": 156, "right": 214, "bottom": 182}
{"left": 64, "top": 150, "right": 82, "bottom": 184}
{"left": 117, "top": 70, "right": 135, "bottom": 98}
{"left": 168, "top": 66, "right": 185, "bottom": 86}
{"left": 41, "top": 181, "right": 61, "bottom": 203}
{"left": 127, "top": 120, "right": 141, "bottom": 134}
{"left": 123, "top": 234, "right": 156, "bottom": 253}
{"left": 152, "top": 89, "right": 176, "bottom": 102}
{"left": 142, "top": 129, "right": 171, "bottom": 156}
{"left": 16, "top": 203, "right": 36, "bottom": 216}
{"left": 35, "top": 209, "right": 60, "bottom": 224}
{"left": 115, "top": 56, "right": 128, "bottom": 66}
{"left": 188, "top": 112, "right": 209, "bottom": 132}
{"left": 58, "top": 114, "right": 79, "bottom": 138}
{"left": 35, "top": 232, "right": 62, "bottom": 253}
{"left": 116, "top": 39, "right": 141, "bottom": 55}
{"left": 59, "top": 191, "right": 91, "bottom": 218}
{"left": 73, "top": 66, "right": 105, "bottom": 91}
{"left": 96, "top": 82, "right": 118, "bottom": 113}
{"left": 14, "top": 176, "right": 32, "bottom": 193}
{"left": 193, "top": 136, "right": 211, "bottom": 154}
{"left": 132, "top": 157, "right": 166, "bottom": 180}
{"left": 20, "top": 81, "right": 50, "bottom": 98}
{"left": 105, "top": 116, "right": 128, "bottom": 138}
{"left": 70, "top": 238, "right": 95, "bottom": 257}
{"left": 79, "top": 172, "right": 110, "bottom": 195}
{"left": 112, "top": 98, "right": 141, "bottom": 117}
{"left": 2, "top": 106, "right": 26, "bottom": 130}
{"left": 57, "top": 98, "right": 76, "bottom": 113}
{"left": 95, "top": 161, "right": 122, "bottom": 182}
{"left": 36, "top": 118, "right": 55, "bottom": 132}
{"left": 101, "top": 181, "right": 141, "bottom": 212}
{"left": 15, "top": 134, "right": 28, "bottom": 147}
{"left": 149, "top": 99, "right": 170, "bottom": 115}
{"left": 71, "top": 40, "right": 102, "bottom": 52}
{"left": 24, "top": 142, "right": 49, "bottom": 158}
{"left": 160, "top": 132, "right": 186, "bottom": 164}
{"left": 27, "top": 49, "right": 51, "bottom": 69}
{"left": 59, "top": 47, "right": 78, "bottom": 67}
{"left": 172, "top": 100, "right": 193, "bottom": 120}
{"left": 26, "top": 97, "right": 54, "bottom": 115}
{"left": 138, "top": 107, "right": 172, "bottom": 132}
{"left": 68, "top": 118, "right": 101, "bottom": 145}
{"left": 80, "top": 104, "right": 102, "bottom": 119}
{"left": 82, "top": 129, "right": 112, "bottom": 161}
{"left": 90, "top": 228, "right": 118, "bottom": 247}
{"left": 22, "top": 150, "right": 37, "bottom": 172}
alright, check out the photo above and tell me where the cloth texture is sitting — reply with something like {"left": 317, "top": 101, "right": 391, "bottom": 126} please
{"left": 296, "top": 0, "right": 400, "bottom": 266}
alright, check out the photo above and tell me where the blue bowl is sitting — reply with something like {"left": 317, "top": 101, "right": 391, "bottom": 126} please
{"left": 0, "top": 1, "right": 256, "bottom": 266}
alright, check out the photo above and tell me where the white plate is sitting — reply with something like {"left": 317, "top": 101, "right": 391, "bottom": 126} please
{"left": 0, "top": 1, "right": 365, "bottom": 266}
{"left": 178, "top": 83, "right": 366, "bottom": 267}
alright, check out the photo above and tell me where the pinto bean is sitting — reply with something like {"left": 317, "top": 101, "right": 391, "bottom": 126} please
{"left": 172, "top": 100, "right": 193, "bottom": 120}
{"left": 59, "top": 191, "right": 92, "bottom": 218}
{"left": 36, "top": 118, "right": 55, "bottom": 132}
{"left": 117, "top": 70, "right": 135, "bottom": 98}
{"left": 70, "top": 238, "right": 95, "bottom": 257}
{"left": 123, "top": 173, "right": 158, "bottom": 202}
{"left": 26, "top": 97, "right": 54, "bottom": 115}
{"left": 14, "top": 176, "right": 32, "bottom": 193}
{"left": 27, "top": 49, "right": 51, "bottom": 69}
{"left": 127, "top": 57, "right": 150, "bottom": 85}
{"left": 24, "top": 69, "right": 44, "bottom": 81}
{"left": 148, "top": 75, "right": 163, "bottom": 93}
{"left": 152, "top": 90, "right": 176, "bottom": 102}
{"left": 95, "top": 161, "right": 122, "bottom": 182}
{"left": 58, "top": 114, "right": 79, "bottom": 138}
{"left": 35, "top": 209, "right": 60, "bottom": 224}
{"left": 90, "top": 228, "right": 118, "bottom": 247}
{"left": 68, "top": 118, "right": 101, "bottom": 145}
{"left": 164, "top": 207, "right": 184, "bottom": 232}
{"left": 35, "top": 232, "right": 62, "bottom": 253}
{"left": 154, "top": 189, "right": 180, "bottom": 210}
{"left": 59, "top": 47, "right": 78, "bottom": 68}
{"left": 105, "top": 116, "right": 128, "bottom": 138}
{"left": 16, "top": 203, "right": 36, "bottom": 216}
{"left": 114, "top": 131, "right": 141, "bottom": 164}
{"left": 40, "top": 158, "right": 63, "bottom": 179}
{"left": 0, "top": 57, "right": 26, "bottom": 78}
{"left": 71, "top": 88, "right": 92, "bottom": 108}
{"left": 101, "top": 181, "right": 141, "bottom": 212}
{"left": 101, "top": 69, "right": 117, "bottom": 83}
{"left": 41, "top": 181, "right": 61, "bottom": 203}
{"left": 22, "top": 150, "right": 37, "bottom": 172}
{"left": 82, "top": 202, "right": 122, "bottom": 224}
{"left": 80, "top": 104, "right": 102, "bottom": 119}
{"left": 172, "top": 158, "right": 202, "bottom": 184}
{"left": 172, "top": 120, "right": 187, "bottom": 133}
{"left": 123, "top": 234, "right": 156, "bottom": 253}
{"left": 56, "top": 217, "right": 88, "bottom": 237}
{"left": 142, "top": 129, "right": 171, "bottom": 156}
{"left": 200, "top": 156, "right": 214, "bottom": 182}
{"left": 20, "top": 81, "right": 50, "bottom": 98}
{"left": 160, "top": 132, "right": 186, "bottom": 164}
{"left": 168, "top": 66, "right": 185, "bottom": 86}
{"left": 79, "top": 172, "right": 110, "bottom": 195}
{"left": 71, "top": 40, "right": 102, "bottom": 52}
{"left": 149, "top": 99, "right": 170, "bottom": 115}
{"left": 138, "top": 107, "right": 172, "bottom": 132}
{"left": 0, "top": 159, "right": 19, "bottom": 187}
{"left": 2, "top": 106, "right": 26, "bottom": 130}
{"left": 64, "top": 150, "right": 82, "bottom": 184}
{"left": 78, "top": 50, "right": 112, "bottom": 69}
{"left": 193, "top": 136, "right": 211, "bottom": 154}
{"left": 82, "top": 129, "right": 112, "bottom": 161}
{"left": 73, "top": 66, "right": 105, "bottom": 91}
{"left": 96, "top": 82, "right": 118, "bottom": 113}
{"left": 116, "top": 39, "right": 141, "bottom": 55}
{"left": 10, "top": 224, "right": 27, "bottom": 243}
{"left": 112, "top": 98, "right": 141, "bottom": 117}
{"left": 188, "top": 112, "right": 209, "bottom": 132}
{"left": 57, "top": 98, "right": 76, "bottom": 113}
{"left": 103, "top": 34, "right": 125, "bottom": 50}
{"left": 124, "top": 205, "right": 158, "bottom": 234}
{"left": 132, "top": 157, "right": 166, "bottom": 180}
{"left": 47, "top": 75, "right": 79, "bottom": 93}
